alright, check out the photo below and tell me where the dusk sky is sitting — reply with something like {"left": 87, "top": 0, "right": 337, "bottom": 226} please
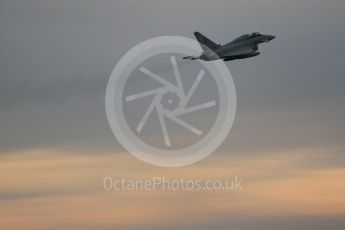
{"left": 1, "top": 0, "right": 345, "bottom": 229}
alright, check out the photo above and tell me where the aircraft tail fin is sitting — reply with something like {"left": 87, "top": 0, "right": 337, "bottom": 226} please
{"left": 194, "top": 32, "right": 219, "bottom": 51}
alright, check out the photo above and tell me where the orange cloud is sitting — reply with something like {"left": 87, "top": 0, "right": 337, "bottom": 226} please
{"left": 0, "top": 147, "right": 344, "bottom": 229}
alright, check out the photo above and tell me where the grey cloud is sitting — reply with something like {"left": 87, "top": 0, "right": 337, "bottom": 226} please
{"left": 0, "top": 0, "right": 344, "bottom": 155}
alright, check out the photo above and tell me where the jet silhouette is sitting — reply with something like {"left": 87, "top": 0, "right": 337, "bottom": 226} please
{"left": 184, "top": 31, "right": 275, "bottom": 61}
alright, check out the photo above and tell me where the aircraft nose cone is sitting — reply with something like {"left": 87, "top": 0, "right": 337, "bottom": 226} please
{"left": 268, "top": 35, "right": 276, "bottom": 41}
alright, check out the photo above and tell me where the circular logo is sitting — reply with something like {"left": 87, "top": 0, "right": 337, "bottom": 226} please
{"left": 106, "top": 36, "right": 236, "bottom": 167}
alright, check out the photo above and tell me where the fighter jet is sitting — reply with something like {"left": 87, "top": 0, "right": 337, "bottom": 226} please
{"left": 183, "top": 32, "right": 275, "bottom": 61}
